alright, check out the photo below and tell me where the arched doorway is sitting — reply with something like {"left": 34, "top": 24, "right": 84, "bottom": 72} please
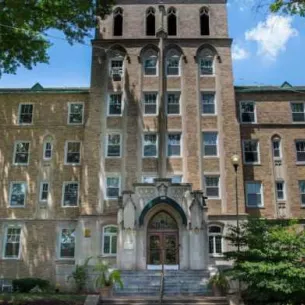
{"left": 147, "top": 211, "right": 179, "bottom": 269}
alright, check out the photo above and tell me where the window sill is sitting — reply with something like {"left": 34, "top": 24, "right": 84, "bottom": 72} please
{"left": 8, "top": 206, "right": 25, "bottom": 208}
{"left": 209, "top": 254, "right": 224, "bottom": 258}
{"left": 106, "top": 156, "right": 122, "bottom": 159}
{"left": 17, "top": 123, "right": 33, "bottom": 126}
{"left": 61, "top": 205, "right": 79, "bottom": 208}
{"left": 100, "top": 254, "right": 117, "bottom": 258}
{"left": 64, "top": 163, "right": 81, "bottom": 166}
{"left": 201, "top": 114, "right": 217, "bottom": 117}
{"left": 167, "top": 156, "right": 182, "bottom": 159}
{"left": 206, "top": 197, "right": 221, "bottom": 200}
{"left": 292, "top": 122, "right": 305, "bottom": 124}
{"left": 107, "top": 114, "right": 123, "bottom": 117}
{"left": 167, "top": 114, "right": 181, "bottom": 117}
{"left": 12, "top": 163, "right": 29, "bottom": 166}
{"left": 200, "top": 75, "right": 215, "bottom": 78}
{"left": 203, "top": 156, "right": 219, "bottom": 159}
{"left": 143, "top": 114, "right": 158, "bottom": 117}
{"left": 142, "top": 156, "right": 158, "bottom": 159}
{"left": 55, "top": 259, "right": 75, "bottom": 264}
{"left": 246, "top": 206, "right": 265, "bottom": 209}
{"left": 240, "top": 122, "right": 257, "bottom": 125}
{"left": 1, "top": 257, "right": 21, "bottom": 260}
{"left": 67, "top": 123, "right": 84, "bottom": 126}
{"left": 143, "top": 75, "right": 158, "bottom": 78}
{"left": 244, "top": 163, "right": 261, "bottom": 166}
{"left": 296, "top": 162, "right": 305, "bottom": 166}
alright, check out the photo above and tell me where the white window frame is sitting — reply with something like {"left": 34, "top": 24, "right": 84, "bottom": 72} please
{"left": 299, "top": 180, "right": 305, "bottom": 206}
{"left": 61, "top": 182, "right": 79, "bottom": 207}
{"left": 295, "top": 140, "right": 305, "bottom": 164}
{"left": 143, "top": 92, "right": 158, "bottom": 116}
{"left": 142, "top": 175, "right": 158, "bottom": 183}
{"left": 142, "top": 133, "right": 158, "bottom": 158}
{"left": 291, "top": 102, "right": 305, "bottom": 123}
{"left": 18, "top": 103, "right": 34, "bottom": 125}
{"left": 39, "top": 182, "right": 49, "bottom": 203}
{"left": 242, "top": 140, "right": 260, "bottom": 165}
{"left": 245, "top": 181, "right": 264, "bottom": 208}
{"left": 204, "top": 175, "right": 220, "bottom": 199}
{"left": 13, "top": 141, "right": 30, "bottom": 165}
{"left": 167, "top": 132, "right": 182, "bottom": 158}
{"left": 3, "top": 225, "right": 22, "bottom": 259}
{"left": 107, "top": 93, "right": 123, "bottom": 116}
{"left": 168, "top": 175, "right": 183, "bottom": 183}
{"left": 143, "top": 54, "right": 158, "bottom": 77}
{"left": 9, "top": 182, "right": 27, "bottom": 208}
{"left": 199, "top": 57, "right": 214, "bottom": 76}
{"left": 105, "top": 175, "right": 121, "bottom": 200}
{"left": 240, "top": 101, "right": 256, "bottom": 124}
{"left": 67, "top": 102, "right": 84, "bottom": 125}
{"left": 272, "top": 138, "right": 282, "bottom": 159}
{"left": 166, "top": 53, "right": 181, "bottom": 77}
{"left": 275, "top": 181, "right": 286, "bottom": 201}
{"left": 166, "top": 92, "right": 181, "bottom": 116}
{"left": 208, "top": 225, "right": 223, "bottom": 257}
{"left": 201, "top": 92, "right": 216, "bottom": 115}
{"left": 109, "top": 58, "right": 124, "bottom": 80}
{"left": 65, "top": 141, "right": 81, "bottom": 165}
{"left": 102, "top": 225, "right": 118, "bottom": 257}
{"left": 43, "top": 141, "right": 53, "bottom": 161}
{"left": 203, "top": 132, "right": 218, "bottom": 157}
{"left": 58, "top": 228, "right": 76, "bottom": 259}
{"left": 106, "top": 133, "right": 122, "bottom": 158}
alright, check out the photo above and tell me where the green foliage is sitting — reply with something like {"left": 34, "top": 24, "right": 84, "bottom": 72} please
{"left": 208, "top": 272, "right": 229, "bottom": 294}
{"left": 94, "top": 260, "right": 123, "bottom": 289}
{"left": 67, "top": 257, "right": 92, "bottom": 292}
{"left": 12, "top": 278, "right": 50, "bottom": 293}
{"left": 0, "top": 0, "right": 114, "bottom": 76}
{"left": 224, "top": 217, "right": 305, "bottom": 304}
{"left": 269, "top": 0, "right": 305, "bottom": 16}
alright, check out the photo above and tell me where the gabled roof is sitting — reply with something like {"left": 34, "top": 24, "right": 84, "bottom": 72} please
{"left": 235, "top": 81, "right": 305, "bottom": 93}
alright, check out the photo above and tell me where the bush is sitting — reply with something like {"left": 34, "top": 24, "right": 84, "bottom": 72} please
{"left": 12, "top": 278, "right": 50, "bottom": 293}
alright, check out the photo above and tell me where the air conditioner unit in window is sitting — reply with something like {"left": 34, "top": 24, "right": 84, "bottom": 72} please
{"left": 111, "top": 68, "right": 123, "bottom": 81}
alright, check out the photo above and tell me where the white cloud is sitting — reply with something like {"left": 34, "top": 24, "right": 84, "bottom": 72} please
{"left": 232, "top": 45, "right": 250, "bottom": 60}
{"left": 245, "top": 15, "right": 298, "bottom": 61}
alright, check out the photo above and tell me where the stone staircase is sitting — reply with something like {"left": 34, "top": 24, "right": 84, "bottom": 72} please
{"left": 113, "top": 270, "right": 212, "bottom": 296}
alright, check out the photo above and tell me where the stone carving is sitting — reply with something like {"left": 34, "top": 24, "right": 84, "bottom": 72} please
{"left": 123, "top": 195, "right": 136, "bottom": 230}
{"left": 158, "top": 183, "right": 168, "bottom": 198}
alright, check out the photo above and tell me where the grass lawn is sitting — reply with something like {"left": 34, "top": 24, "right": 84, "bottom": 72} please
{"left": 0, "top": 293, "right": 86, "bottom": 305}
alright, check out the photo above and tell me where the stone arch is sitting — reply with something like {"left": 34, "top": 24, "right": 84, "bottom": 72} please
{"left": 107, "top": 44, "right": 128, "bottom": 58}
{"left": 139, "top": 44, "right": 159, "bottom": 58}
{"left": 196, "top": 44, "right": 219, "bottom": 61}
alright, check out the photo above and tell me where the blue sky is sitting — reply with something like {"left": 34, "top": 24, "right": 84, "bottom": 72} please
{"left": 0, "top": 0, "right": 304, "bottom": 88}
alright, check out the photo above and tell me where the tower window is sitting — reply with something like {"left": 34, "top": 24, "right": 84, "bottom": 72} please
{"left": 167, "top": 8, "right": 177, "bottom": 36}
{"left": 200, "top": 7, "right": 210, "bottom": 36}
{"left": 146, "top": 7, "right": 156, "bottom": 36}
{"left": 113, "top": 8, "right": 123, "bottom": 36}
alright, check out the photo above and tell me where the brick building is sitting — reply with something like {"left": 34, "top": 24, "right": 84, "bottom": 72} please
{"left": 1, "top": 0, "right": 305, "bottom": 291}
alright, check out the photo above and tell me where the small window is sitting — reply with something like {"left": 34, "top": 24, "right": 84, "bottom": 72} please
{"left": 276, "top": 181, "right": 285, "bottom": 201}
{"left": 200, "top": 7, "right": 210, "bottom": 36}
{"left": 291, "top": 103, "right": 305, "bottom": 122}
{"left": 18, "top": 104, "right": 33, "bottom": 125}
{"left": 166, "top": 50, "right": 180, "bottom": 76}
{"left": 4, "top": 227, "right": 21, "bottom": 259}
{"left": 170, "top": 175, "right": 182, "bottom": 183}
{"left": 240, "top": 101, "right": 256, "bottom": 123}
{"left": 143, "top": 50, "right": 158, "bottom": 76}
{"left": 65, "top": 141, "right": 81, "bottom": 165}
{"left": 106, "top": 177, "right": 120, "bottom": 199}
{"left": 13, "top": 142, "right": 30, "bottom": 165}
{"left": 146, "top": 7, "right": 156, "bottom": 36}
{"left": 107, "top": 134, "right": 121, "bottom": 157}
{"left": 39, "top": 182, "right": 49, "bottom": 202}
{"left": 296, "top": 140, "right": 305, "bottom": 162}
{"left": 9, "top": 182, "right": 26, "bottom": 207}
{"left": 113, "top": 8, "right": 123, "bottom": 36}
{"left": 167, "top": 92, "right": 180, "bottom": 115}
{"left": 168, "top": 133, "right": 181, "bottom": 157}
{"left": 143, "top": 93, "right": 158, "bottom": 115}
{"left": 203, "top": 132, "right": 218, "bottom": 156}
{"left": 43, "top": 141, "right": 53, "bottom": 160}
{"left": 60, "top": 229, "right": 75, "bottom": 258}
{"left": 299, "top": 181, "right": 305, "bottom": 206}
{"left": 205, "top": 176, "right": 220, "bottom": 198}
{"left": 272, "top": 138, "right": 281, "bottom": 159}
{"left": 246, "top": 182, "right": 263, "bottom": 207}
{"left": 208, "top": 226, "right": 222, "bottom": 255}
{"left": 202, "top": 93, "right": 215, "bottom": 114}
{"left": 68, "top": 103, "right": 84, "bottom": 124}
{"left": 110, "top": 59, "right": 123, "bottom": 81}
{"left": 143, "top": 134, "right": 158, "bottom": 157}
{"left": 103, "top": 226, "right": 118, "bottom": 256}
{"left": 108, "top": 93, "right": 122, "bottom": 116}
{"left": 167, "top": 8, "right": 177, "bottom": 36}
{"left": 62, "top": 182, "right": 79, "bottom": 207}
{"left": 142, "top": 176, "right": 156, "bottom": 183}
{"left": 200, "top": 49, "right": 214, "bottom": 75}
{"left": 243, "top": 140, "right": 259, "bottom": 164}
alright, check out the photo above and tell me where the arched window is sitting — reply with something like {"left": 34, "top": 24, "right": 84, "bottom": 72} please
{"left": 200, "top": 7, "right": 210, "bottom": 36}
{"left": 102, "top": 225, "right": 118, "bottom": 256}
{"left": 43, "top": 136, "right": 53, "bottom": 161}
{"left": 167, "top": 8, "right": 177, "bottom": 36}
{"left": 148, "top": 211, "right": 178, "bottom": 230}
{"left": 146, "top": 7, "right": 156, "bottom": 36}
{"left": 208, "top": 225, "right": 223, "bottom": 255}
{"left": 199, "top": 48, "right": 215, "bottom": 75}
{"left": 113, "top": 8, "right": 123, "bottom": 36}
{"left": 166, "top": 49, "right": 181, "bottom": 76}
{"left": 143, "top": 49, "right": 158, "bottom": 76}
{"left": 272, "top": 136, "right": 282, "bottom": 159}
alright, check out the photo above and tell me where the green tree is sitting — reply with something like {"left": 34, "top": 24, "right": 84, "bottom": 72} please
{"left": 0, "top": 0, "right": 114, "bottom": 76}
{"left": 270, "top": 0, "right": 305, "bottom": 16}
{"left": 224, "top": 217, "right": 305, "bottom": 305}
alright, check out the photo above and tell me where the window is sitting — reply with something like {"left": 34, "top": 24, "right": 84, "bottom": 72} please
{"left": 108, "top": 93, "right": 122, "bottom": 115}
{"left": 291, "top": 103, "right": 305, "bottom": 122}
{"left": 296, "top": 140, "right": 305, "bottom": 162}
{"left": 200, "top": 49, "right": 214, "bottom": 75}
{"left": 110, "top": 59, "right": 123, "bottom": 81}
{"left": 4, "top": 227, "right": 21, "bottom": 259}
{"left": 68, "top": 103, "right": 84, "bottom": 124}
{"left": 240, "top": 101, "right": 256, "bottom": 123}
{"left": 113, "top": 7, "right": 123, "bottom": 36}
{"left": 299, "top": 181, "right": 305, "bottom": 206}
{"left": 203, "top": 132, "right": 218, "bottom": 156}
{"left": 143, "top": 50, "right": 158, "bottom": 76}
{"left": 39, "top": 182, "right": 49, "bottom": 202}
{"left": 202, "top": 93, "right": 215, "bottom": 114}
{"left": 243, "top": 140, "right": 259, "bottom": 164}
{"left": 9, "top": 182, "right": 26, "bottom": 207}
{"left": 14, "top": 142, "right": 30, "bottom": 165}
{"left": 107, "top": 134, "right": 121, "bottom": 157}
{"left": 166, "top": 50, "right": 180, "bottom": 76}
{"left": 143, "top": 93, "right": 158, "bottom": 115}
{"left": 167, "top": 133, "right": 181, "bottom": 157}
{"left": 205, "top": 176, "right": 220, "bottom": 198}
{"left": 43, "top": 141, "right": 53, "bottom": 160}
{"left": 143, "top": 134, "right": 158, "bottom": 157}
{"left": 167, "top": 92, "right": 180, "bottom": 115}
{"left": 171, "top": 175, "right": 182, "bottom": 183}
{"left": 246, "top": 182, "right": 263, "bottom": 207}
{"left": 146, "top": 7, "right": 155, "bottom": 36}
{"left": 208, "top": 226, "right": 222, "bottom": 255}
{"left": 18, "top": 104, "right": 33, "bottom": 124}
{"left": 106, "top": 177, "right": 120, "bottom": 199}
{"left": 200, "top": 7, "right": 210, "bottom": 36}
{"left": 167, "top": 7, "right": 177, "bottom": 36}
{"left": 142, "top": 176, "right": 156, "bottom": 183}
{"left": 59, "top": 229, "right": 75, "bottom": 258}
{"left": 62, "top": 182, "right": 79, "bottom": 207}
{"left": 276, "top": 181, "right": 285, "bottom": 201}
{"left": 65, "top": 141, "right": 81, "bottom": 164}
{"left": 272, "top": 138, "right": 281, "bottom": 159}
{"left": 103, "top": 226, "right": 118, "bottom": 256}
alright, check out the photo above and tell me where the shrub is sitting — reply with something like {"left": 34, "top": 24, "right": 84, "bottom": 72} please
{"left": 13, "top": 278, "right": 50, "bottom": 293}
